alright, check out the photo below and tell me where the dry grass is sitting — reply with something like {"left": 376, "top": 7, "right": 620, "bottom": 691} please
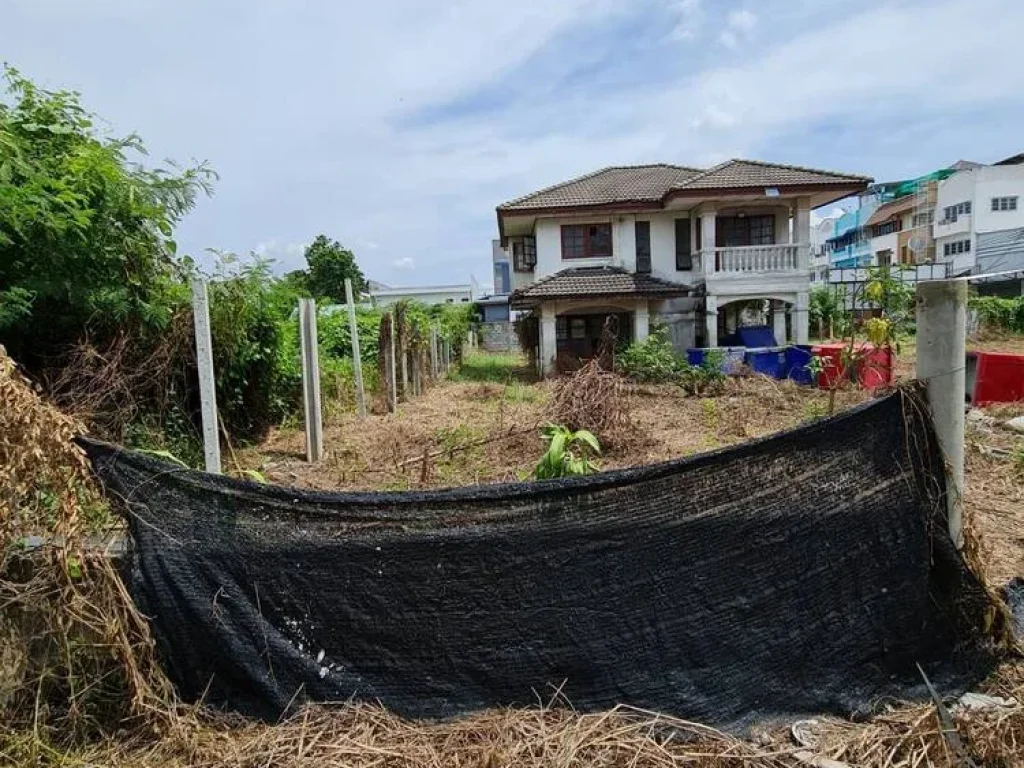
{"left": 5, "top": 344, "right": 1024, "bottom": 767}
{"left": 547, "top": 359, "right": 637, "bottom": 449}
{"left": 0, "top": 346, "right": 173, "bottom": 744}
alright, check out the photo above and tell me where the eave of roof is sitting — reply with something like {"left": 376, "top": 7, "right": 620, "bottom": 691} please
{"left": 509, "top": 266, "right": 692, "bottom": 308}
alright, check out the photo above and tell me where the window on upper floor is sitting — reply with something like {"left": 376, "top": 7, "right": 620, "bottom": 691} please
{"left": 873, "top": 220, "right": 900, "bottom": 237}
{"left": 911, "top": 210, "right": 934, "bottom": 227}
{"left": 674, "top": 218, "right": 692, "bottom": 270}
{"left": 561, "top": 223, "right": 612, "bottom": 259}
{"left": 716, "top": 214, "right": 775, "bottom": 247}
{"left": 635, "top": 221, "right": 651, "bottom": 273}
{"left": 992, "top": 196, "right": 1018, "bottom": 212}
{"left": 943, "top": 239, "right": 971, "bottom": 256}
{"left": 941, "top": 201, "right": 972, "bottom": 223}
{"left": 510, "top": 236, "right": 537, "bottom": 271}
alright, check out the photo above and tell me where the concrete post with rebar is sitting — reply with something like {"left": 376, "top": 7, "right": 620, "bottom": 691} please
{"left": 915, "top": 279, "right": 967, "bottom": 548}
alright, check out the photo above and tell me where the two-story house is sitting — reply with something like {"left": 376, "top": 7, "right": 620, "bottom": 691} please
{"left": 498, "top": 160, "right": 871, "bottom": 374}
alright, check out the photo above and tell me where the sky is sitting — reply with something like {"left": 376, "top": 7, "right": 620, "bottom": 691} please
{"left": 4, "top": 0, "right": 1024, "bottom": 291}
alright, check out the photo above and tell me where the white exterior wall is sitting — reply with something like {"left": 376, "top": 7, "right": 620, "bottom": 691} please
{"left": 934, "top": 170, "right": 975, "bottom": 239}
{"left": 373, "top": 287, "right": 474, "bottom": 307}
{"left": 532, "top": 213, "right": 696, "bottom": 282}
{"left": 973, "top": 165, "right": 1024, "bottom": 233}
{"left": 870, "top": 231, "right": 899, "bottom": 264}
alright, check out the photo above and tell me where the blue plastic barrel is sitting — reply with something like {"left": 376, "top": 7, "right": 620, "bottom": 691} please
{"left": 784, "top": 345, "right": 814, "bottom": 385}
{"left": 686, "top": 348, "right": 705, "bottom": 367}
{"left": 746, "top": 347, "right": 785, "bottom": 379}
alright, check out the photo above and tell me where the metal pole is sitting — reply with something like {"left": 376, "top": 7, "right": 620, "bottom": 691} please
{"left": 191, "top": 279, "right": 221, "bottom": 474}
{"left": 915, "top": 279, "right": 967, "bottom": 548}
{"left": 344, "top": 279, "right": 366, "bottom": 419}
{"left": 388, "top": 310, "right": 398, "bottom": 413}
{"left": 299, "top": 298, "right": 323, "bottom": 463}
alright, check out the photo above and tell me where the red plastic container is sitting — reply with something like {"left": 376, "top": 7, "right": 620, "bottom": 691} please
{"left": 858, "top": 345, "right": 894, "bottom": 390}
{"left": 811, "top": 343, "right": 893, "bottom": 391}
{"left": 811, "top": 344, "right": 846, "bottom": 389}
{"left": 970, "top": 352, "right": 1024, "bottom": 405}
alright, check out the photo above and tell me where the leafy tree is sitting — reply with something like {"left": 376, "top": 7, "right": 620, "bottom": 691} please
{"left": 304, "top": 235, "right": 366, "bottom": 302}
{"left": 0, "top": 66, "right": 215, "bottom": 362}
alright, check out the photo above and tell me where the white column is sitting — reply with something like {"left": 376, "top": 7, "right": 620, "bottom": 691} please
{"left": 539, "top": 303, "right": 557, "bottom": 376}
{"left": 794, "top": 291, "right": 810, "bottom": 345}
{"left": 794, "top": 196, "right": 811, "bottom": 271}
{"left": 633, "top": 301, "right": 650, "bottom": 343}
{"left": 705, "top": 294, "right": 719, "bottom": 348}
{"left": 700, "top": 204, "right": 717, "bottom": 275}
{"left": 773, "top": 300, "right": 787, "bottom": 345}
{"left": 916, "top": 279, "right": 967, "bottom": 548}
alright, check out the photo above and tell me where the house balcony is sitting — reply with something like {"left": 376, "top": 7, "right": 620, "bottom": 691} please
{"left": 702, "top": 244, "right": 810, "bottom": 298}
{"left": 712, "top": 244, "right": 801, "bottom": 273}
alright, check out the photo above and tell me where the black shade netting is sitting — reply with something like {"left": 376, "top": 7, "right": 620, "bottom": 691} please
{"left": 80, "top": 389, "right": 994, "bottom": 725}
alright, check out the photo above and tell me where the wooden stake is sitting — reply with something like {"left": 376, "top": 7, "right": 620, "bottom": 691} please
{"left": 191, "top": 279, "right": 221, "bottom": 474}
{"left": 344, "top": 279, "right": 366, "bottom": 419}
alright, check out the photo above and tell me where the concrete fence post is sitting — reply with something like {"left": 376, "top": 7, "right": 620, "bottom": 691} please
{"left": 430, "top": 326, "right": 438, "bottom": 378}
{"left": 915, "top": 279, "right": 967, "bottom": 548}
{"left": 190, "top": 279, "right": 221, "bottom": 474}
{"left": 344, "top": 279, "right": 366, "bottom": 419}
{"left": 299, "top": 298, "right": 324, "bottom": 463}
{"left": 388, "top": 310, "right": 398, "bottom": 413}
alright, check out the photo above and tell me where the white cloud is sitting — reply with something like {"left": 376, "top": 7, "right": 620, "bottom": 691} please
{"left": 5, "top": 0, "right": 1023, "bottom": 287}
{"left": 727, "top": 9, "right": 757, "bottom": 31}
{"left": 393, "top": 257, "right": 416, "bottom": 271}
{"left": 720, "top": 8, "right": 756, "bottom": 48}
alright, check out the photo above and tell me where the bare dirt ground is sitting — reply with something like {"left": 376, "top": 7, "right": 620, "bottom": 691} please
{"left": 241, "top": 344, "right": 1024, "bottom": 588}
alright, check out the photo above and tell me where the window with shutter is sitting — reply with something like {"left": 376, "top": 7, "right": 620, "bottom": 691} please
{"left": 674, "top": 218, "right": 692, "bottom": 270}
{"left": 635, "top": 221, "right": 651, "bottom": 273}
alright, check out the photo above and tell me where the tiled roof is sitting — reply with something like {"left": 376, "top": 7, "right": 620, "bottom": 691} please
{"left": 865, "top": 196, "right": 918, "bottom": 227}
{"left": 673, "top": 159, "right": 873, "bottom": 191}
{"left": 498, "top": 165, "right": 702, "bottom": 211}
{"left": 510, "top": 267, "right": 691, "bottom": 305}
{"left": 498, "top": 160, "right": 871, "bottom": 213}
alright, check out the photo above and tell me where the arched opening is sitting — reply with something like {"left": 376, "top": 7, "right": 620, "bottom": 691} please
{"left": 715, "top": 297, "right": 793, "bottom": 346}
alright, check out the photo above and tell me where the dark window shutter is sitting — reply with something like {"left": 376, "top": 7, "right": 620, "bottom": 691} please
{"left": 675, "top": 218, "right": 692, "bottom": 270}
{"left": 635, "top": 221, "right": 651, "bottom": 273}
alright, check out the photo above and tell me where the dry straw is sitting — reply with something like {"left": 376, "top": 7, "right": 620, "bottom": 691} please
{"left": 2, "top": 345, "right": 1023, "bottom": 767}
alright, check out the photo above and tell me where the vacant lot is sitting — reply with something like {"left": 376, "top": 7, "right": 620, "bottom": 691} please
{"left": 242, "top": 347, "right": 1024, "bottom": 585}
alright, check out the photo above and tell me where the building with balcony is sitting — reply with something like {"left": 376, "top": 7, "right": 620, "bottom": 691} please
{"left": 496, "top": 160, "right": 872, "bottom": 374}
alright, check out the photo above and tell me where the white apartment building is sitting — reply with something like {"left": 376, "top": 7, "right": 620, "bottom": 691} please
{"left": 934, "top": 158, "right": 1024, "bottom": 292}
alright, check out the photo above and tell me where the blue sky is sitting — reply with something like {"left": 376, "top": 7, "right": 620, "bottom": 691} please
{"left": 4, "top": 0, "right": 1024, "bottom": 290}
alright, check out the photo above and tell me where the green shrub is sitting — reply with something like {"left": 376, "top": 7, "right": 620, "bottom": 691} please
{"left": 616, "top": 332, "right": 683, "bottom": 383}
{"left": 970, "top": 296, "right": 1024, "bottom": 333}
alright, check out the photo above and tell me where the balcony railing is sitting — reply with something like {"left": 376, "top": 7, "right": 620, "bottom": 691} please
{"left": 713, "top": 244, "right": 801, "bottom": 273}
